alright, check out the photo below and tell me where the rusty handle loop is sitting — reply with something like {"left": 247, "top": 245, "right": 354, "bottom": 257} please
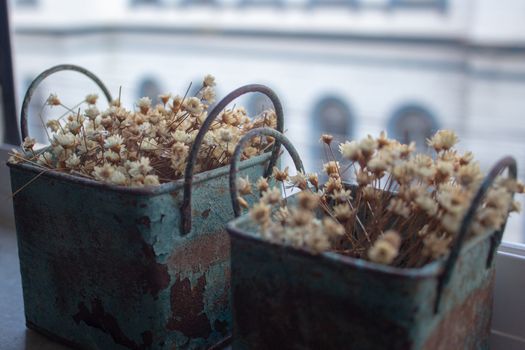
{"left": 230, "top": 127, "right": 305, "bottom": 217}
{"left": 20, "top": 64, "right": 113, "bottom": 140}
{"left": 434, "top": 156, "right": 517, "bottom": 313}
{"left": 181, "top": 84, "right": 284, "bottom": 234}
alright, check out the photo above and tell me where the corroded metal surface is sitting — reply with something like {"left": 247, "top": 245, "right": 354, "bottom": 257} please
{"left": 182, "top": 84, "right": 284, "bottom": 234}
{"left": 226, "top": 157, "right": 516, "bottom": 350}
{"left": 10, "top": 152, "right": 271, "bottom": 350}
{"left": 12, "top": 66, "right": 285, "bottom": 349}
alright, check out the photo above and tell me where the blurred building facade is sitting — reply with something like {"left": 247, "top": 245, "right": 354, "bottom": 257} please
{"left": 8, "top": 0, "right": 525, "bottom": 239}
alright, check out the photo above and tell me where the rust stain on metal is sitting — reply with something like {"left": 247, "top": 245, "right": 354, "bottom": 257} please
{"left": 72, "top": 298, "right": 153, "bottom": 350}
{"left": 201, "top": 208, "right": 211, "bottom": 219}
{"left": 167, "top": 231, "right": 230, "bottom": 273}
{"left": 423, "top": 275, "right": 494, "bottom": 350}
{"left": 136, "top": 216, "right": 151, "bottom": 228}
{"left": 136, "top": 240, "right": 171, "bottom": 297}
{"left": 166, "top": 274, "right": 212, "bottom": 339}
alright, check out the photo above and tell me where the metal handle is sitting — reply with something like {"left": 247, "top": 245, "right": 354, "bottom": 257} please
{"left": 434, "top": 156, "right": 517, "bottom": 313}
{"left": 229, "top": 127, "right": 305, "bottom": 217}
{"left": 20, "top": 64, "right": 113, "bottom": 140}
{"left": 181, "top": 84, "right": 284, "bottom": 234}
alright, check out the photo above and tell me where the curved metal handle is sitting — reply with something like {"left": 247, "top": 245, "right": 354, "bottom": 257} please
{"left": 181, "top": 84, "right": 284, "bottom": 234}
{"left": 20, "top": 64, "right": 113, "bottom": 140}
{"left": 229, "top": 127, "right": 305, "bottom": 217}
{"left": 434, "top": 156, "right": 517, "bottom": 313}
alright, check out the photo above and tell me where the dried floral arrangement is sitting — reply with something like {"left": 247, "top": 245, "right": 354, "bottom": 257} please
{"left": 9, "top": 75, "right": 276, "bottom": 187}
{"left": 238, "top": 130, "right": 524, "bottom": 268}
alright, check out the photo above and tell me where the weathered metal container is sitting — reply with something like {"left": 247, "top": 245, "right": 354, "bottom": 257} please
{"left": 9, "top": 65, "right": 284, "bottom": 349}
{"left": 227, "top": 139, "right": 516, "bottom": 350}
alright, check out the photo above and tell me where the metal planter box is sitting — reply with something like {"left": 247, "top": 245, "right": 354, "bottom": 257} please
{"left": 10, "top": 65, "right": 284, "bottom": 349}
{"left": 226, "top": 156, "right": 516, "bottom": 350}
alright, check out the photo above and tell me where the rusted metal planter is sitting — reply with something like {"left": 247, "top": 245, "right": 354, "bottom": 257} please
{"left": 227, "top": 145, "right": 516, "bottom": 349}
{"left": 9, "top": 65, "right": 284, "bottom": 349}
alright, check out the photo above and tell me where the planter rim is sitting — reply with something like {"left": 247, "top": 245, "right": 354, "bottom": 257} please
{"left": 7, "top": 151, "right": 272, "bottom": 196}
{"left": 227, "top": 214, "right": 493, "bottom": 279}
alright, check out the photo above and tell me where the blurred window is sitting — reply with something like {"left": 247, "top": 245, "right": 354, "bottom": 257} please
{"left": 247, "top": 92, "right": 273, "bottom": 117}
{"left": 388, "top": 104, "right": 438, "bottom": 151}
{"left": 389, "top": 0, "right": 446, "bottom": 10}
{"left": 312, "top": 96, "right": 353, "bottom": 163}
{"left": 138, "top": 77, "right": 163, "bottom": 105}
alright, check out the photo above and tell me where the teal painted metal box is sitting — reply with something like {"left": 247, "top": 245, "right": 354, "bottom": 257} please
{"left": 10, "top": 64, "right": 285, "bottom": 349}
{"left": 226, "top": 157, "right": 516, "bottom": 350}
{"left": 9, "top": 152, "right": 272, "bottom": 350}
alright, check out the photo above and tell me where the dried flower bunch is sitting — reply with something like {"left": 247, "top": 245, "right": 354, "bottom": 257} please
{"left": 10, "top": 75, "right": 277, "bottom": 187}
{"left": 239, "top": 130, "right": 523, "bottom": 268}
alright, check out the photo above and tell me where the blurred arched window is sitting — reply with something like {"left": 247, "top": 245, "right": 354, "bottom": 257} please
{"left": 138, "top": 77, "right": 162, "bottom": 105}
{"left": 312, "top": 95, "right": 353, "bottom": 164}
{"left": 247, "top": 92, "right": 272, "bottom": 117}
{"left": 387, "top": 104, "right": 439, "bottom": 151}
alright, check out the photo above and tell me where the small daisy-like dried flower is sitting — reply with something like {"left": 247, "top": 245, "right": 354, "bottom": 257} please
{"left": 65, "top": 154, "right": 81, "bottom": 169}
{"left": 320, "top": 134, "right": 333, "bottom": 145}
{"left": 54, "top": 133, "right": 76, "bottom": 148}
{"left": 459, "top": 151, "right": 474, "bottom": 166}
{"left": 261, "top": 187, "right": 282, "bottom": 205}
{"left": 423, "top": 233, "right": 452, "bottom": 259}
{"left": 203, "top": 74, "right": 216, "bottom": 87}
{"left": 144, "top": 174, "right": 160, "bottom": 186}
{"left": 218, "top": 129, "right": 233, "bottom": 143}
{"left": 322, "top": 217, "right": 345, "bottom": 237}
{"left": 47, "top": 93, "right": 61, "bottom": 106}
{"left": 415, "top": 195, "right": 439, "bottom": 216}
{"left": 356, "top": 170, "right": 372, "bottom": 187}
{"left": 110, "top": 170, "right": 128, "bottom": 185}
{"left": 85, "top": 94, "right": 98, "bottom": 105}
{"left": 333, "top": 203, "right": 354, "bottom": 222}
{"left": 457, "top": 162, "right": 482, "bottom": 187}
{"left": 272, "top": 166, "right": 289, "bottom": 182}
{"left": 331, "top": 188, "right": 352, "bottom": 203}
{"left": 427, "top": 130, "right": 458, "bottom": 152}
{"left": 85, "top": 106, "right": 100, "bottom": 120}
{"left": 22, "top": 137, "right": 36, "bottom": 151}
{"left": 290, "top": 208, "right": 313, "bottom": 227}
{"left": 297, "top": 191, "right": 319, "bottom": 211}
{"left": 159, "top": 93, "right": 171, "bottom": 105}
{"left": 140, "top": 138, "right": 158, "bottom": 151}
{"left": 376, "top": 131, "right": 391, "bottom": 149}
{"left": 323, "top": 161, "right": 340, "bottom": 178}
{"left": 289, "top": 171, "right": 308, "bottom": 190}
{"left": 250, "top": 202, "right": 271, "bottom": 225}
{"left": 200, "top": 86, "right": 215, "bottom": 103}
{"left": 137, "top": 97, "right": 152, "bottom": 114}
{"left": 387, "top": 198, "right": 411, "bottom": 218}
{"left": 324, "top": 176, "right": 343, "bottom": 194}
{"left": 93, "top": 163, "right": 115, "bottom": 182}
{"left": 308, "top": 173, "right": 319, "bottom": 190}
{"left": 368, "top": 236, "right": 399, "bottom": 265}
{"left": 359, "top": 135, "right": 378, "bottom": 158}
{"left": 46, "top": 119, "right": 60, "bottom": 132}
{"left": 104, "top": 134, "right": 124, "bottom": 150}
{"left": 185, "top": 97, "right": 204, "bottom": 116}
{"left": 237, "top": 176, "right": 252, "bottom": 196}
{"left": 256, "top": 177, "right": 269, "bottom": 193}
{"left": 339, "top": 141, "right": 361, "bottom": 161}
{"left": 382, "top": 230, "right": 402, "bottom": 249}
{"left": 273, "top": 207, "right": 290, "bottom": 224}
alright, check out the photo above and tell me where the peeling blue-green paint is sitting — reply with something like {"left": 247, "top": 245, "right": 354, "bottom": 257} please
{"left": 9, "top": 153, "right": 272, "bottom": 350}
